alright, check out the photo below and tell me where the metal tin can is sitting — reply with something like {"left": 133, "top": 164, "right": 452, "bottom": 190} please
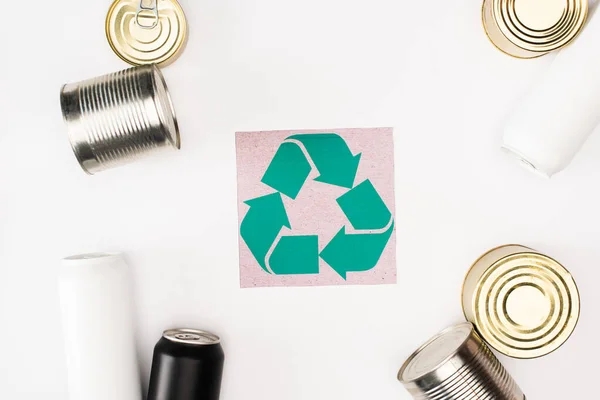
{"left": 106, "top": 0, "right": 188, "bottom": 67}
{"left": 462, "top": 245, "right": 580, "bottom": 359}
{"left": 398, "top": 322, "right": 525, "bottom": 400}
{"left": 482, "top": 0, "right": 588, "bottom": 58}
{"left": 60, "top": 64, "right": 180, "bottom": 174}
{"left": 147, "top": 328, "right": 225, "bottom": 400}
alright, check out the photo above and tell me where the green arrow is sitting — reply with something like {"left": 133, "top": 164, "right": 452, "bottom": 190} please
{"left": 261, "top": 142, "right": 312, "bottom": 199}
{"left": 320, "top": 222, "right": 394, "bottom": 280}
{"left": 240, "top": 193, "right": 291, "bottom": 272}
{"left": 337, "top": 179, "right": 391, "bottom": 230}
{"left": 288, "top": 133, "right": 361, "bottom": 189}
{"left": 269, "top": 235, "right": 319, "bottom": 275}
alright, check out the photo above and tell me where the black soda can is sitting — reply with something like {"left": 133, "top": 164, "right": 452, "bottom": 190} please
{"left": 147, "top": 329, "right": 225, "bottom": 400}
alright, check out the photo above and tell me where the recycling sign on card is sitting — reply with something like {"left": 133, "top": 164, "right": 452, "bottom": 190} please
{"left": 236, "top": 128, "right": 396, "bottom": 288}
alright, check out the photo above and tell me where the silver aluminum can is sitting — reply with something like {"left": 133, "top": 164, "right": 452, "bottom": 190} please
{"left": 60, "top": 64, "right": 180, "bottom": 174}
{"left": 398, "top": 322, "right": 525, "bottom": 400}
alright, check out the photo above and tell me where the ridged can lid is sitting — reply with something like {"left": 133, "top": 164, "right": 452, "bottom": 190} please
{"left": 106, "top": 0, "right": 188, "bottom": 66}
{"left": 462, "top": 245, "right": 580, "bottom": 359}
{"left": 482, "top": 0, "right": 588, "bottom": 58}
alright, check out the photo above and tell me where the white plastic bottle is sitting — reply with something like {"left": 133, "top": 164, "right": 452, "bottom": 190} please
{"left": 503, "top": 9, "right": 600, "bottom": 177}
{"left": 59, "top": 253, "right": 141, "bottom": 400}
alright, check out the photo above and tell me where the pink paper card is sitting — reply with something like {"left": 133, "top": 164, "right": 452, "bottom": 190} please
{"left": 236, "top": 127, "right": 396, "bottom": 288}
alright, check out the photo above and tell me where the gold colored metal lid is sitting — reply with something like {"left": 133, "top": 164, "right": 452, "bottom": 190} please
{"left": 462, "top": 245, "right": 580, "bottom": 359}
{"left": 482, "top": 0, "right": 588, "bottom": 58}
{"left": 106, "top": 0, "right": 188, "bottom": 66}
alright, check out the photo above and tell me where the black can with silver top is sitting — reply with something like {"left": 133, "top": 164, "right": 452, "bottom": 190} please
{"left": 147, "top": 328, "right": 225, "bottom": 400}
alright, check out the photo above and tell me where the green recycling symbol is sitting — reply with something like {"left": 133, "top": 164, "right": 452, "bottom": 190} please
{"left": 240, "top": 133, "right": 394, "bottom": 280}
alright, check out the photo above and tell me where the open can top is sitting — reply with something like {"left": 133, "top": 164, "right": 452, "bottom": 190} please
{"left": 163, "top": 328, "right": 221, "bottom": 345}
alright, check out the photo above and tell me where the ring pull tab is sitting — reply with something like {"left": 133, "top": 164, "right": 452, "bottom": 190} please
{"left": 136, "top": 0, "right": 159, "bottom": 29}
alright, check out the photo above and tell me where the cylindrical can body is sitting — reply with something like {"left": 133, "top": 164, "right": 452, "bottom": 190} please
{"left": 502, "top": 5, "right": 600, "bottom": 176}
{"left": 398, "top": 323, "right": 525, "bottom": 400}
{"left": 59, "top": 253, "right": 141, "bottom": 400}
{"left": 462, "top": 245, "right": 580, "bottom": 359}
{"left": 482, "top": 0, "right": 587, "bottom": 58}
{"left": 60, "top": 64, "right": 180, "bottom": 174}
{"left": 148, "top": 329, "right": 225, "bottom": 400}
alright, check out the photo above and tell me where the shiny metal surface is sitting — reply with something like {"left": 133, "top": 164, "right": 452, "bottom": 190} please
{"left": 398, "top": 322, "right": 525, "bottom": 400}
{"left": 106, "top": 0, "right": 188, "bottom": 66}
{"left": 137, "top": 0, "right": 159, "bottom": 29}
{"left": 462, "top": 245, "right": 580, "bottom": 359}
{"left": 482, "top": 0, "right": 587, "bottom": 58}
{"left": 60, "top": 64, "right": 180, "bottom": 174}
{"left": 163, "top": 329, "right": 221, "bottom": 345}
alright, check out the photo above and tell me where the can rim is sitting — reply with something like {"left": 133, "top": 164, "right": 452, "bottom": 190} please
{"left": 62, "top": 252, "right": 123, "bottom": 266}
{"left": 500, "top": 145, "right": 551, "bottom": 178}
{"left": 150, "top": 64, "right": 181, "bottom": 150}
{"left": 163, "top": 328, "right": 221, "bottom": 345}
{"left": 397, "top": 322, "right": 474, "bottom": 383}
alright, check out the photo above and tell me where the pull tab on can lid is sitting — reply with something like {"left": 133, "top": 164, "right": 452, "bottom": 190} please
{"left": 482, "top": 0, "right": 588, "bottom": 58}
{"left": 106, "top": 0, "right": 188, "bottom": 66}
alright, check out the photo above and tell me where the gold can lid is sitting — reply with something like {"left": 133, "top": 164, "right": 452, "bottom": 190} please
{"left": 482, "top": 0, "right": 588, "bottom": 58}
{"left": 106, "top": 0, "right": 188, "bottom": 66}
{"left": 462, "top": 245, "right": 580, "bottom": 359}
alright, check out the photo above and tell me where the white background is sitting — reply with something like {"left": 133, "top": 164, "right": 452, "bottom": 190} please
{"left": 1, "top": 0, "right": 599, "bottom": 399}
